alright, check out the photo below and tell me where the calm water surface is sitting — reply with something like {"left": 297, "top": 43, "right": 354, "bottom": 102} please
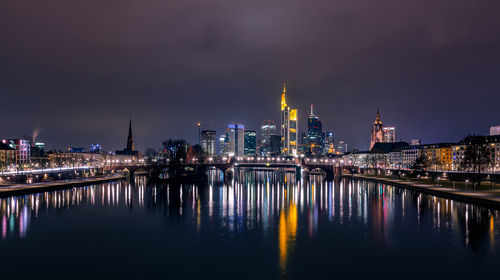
{"left": 1, "top": 172, "right": 499, "bottom": 279}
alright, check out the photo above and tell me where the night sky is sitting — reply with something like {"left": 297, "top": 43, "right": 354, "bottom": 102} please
{"left": 1, "top": 0, "right": 499, "bottom": 152}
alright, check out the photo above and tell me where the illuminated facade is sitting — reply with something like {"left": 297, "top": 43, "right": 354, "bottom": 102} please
{"left": 383, "top": 127, "right": 396, "bottom": 143}
{"left": 259, "top": 120, "right": 276, "bottom": 156}
{"left": 323, "top": 131, "right": 335, "bottom": 155}
{"left": 224, "top": 124, "right": 245, "bottom": 156}
{"left": 306, "top": 104, "right": 323, "bottom": 155}
{"left": 370, "top": 110, "right": 384, "bottom": 150}
{"left": 280, "top": 83, "right": 298, "bottom": 157}
{"left": 201, "top": 130, "right": 216, "bottom": 156}
{"left": 0, "top": 142, "right": 15, "bottom": 165}
{"left": 402, "top": 143, "right": 453, "bottom": 170}
{"left": 244, "top": 130, "right": 257, "bottom": 156}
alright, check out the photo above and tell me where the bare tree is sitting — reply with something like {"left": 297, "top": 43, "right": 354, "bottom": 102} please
{"left": 460, "top": 135, "right": 492, "bottom": 188}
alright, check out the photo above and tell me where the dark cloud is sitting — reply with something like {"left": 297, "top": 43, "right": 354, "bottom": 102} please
{"left": 1, "top": 0, "right": 499, "bottom": 151}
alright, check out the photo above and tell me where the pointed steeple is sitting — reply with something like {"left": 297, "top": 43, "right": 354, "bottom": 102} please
{"left": 310, "top": 104, "right": 314, "bottom": 115}
{"left": 373, "top": 109, "right": 382, "bottom": 125}
{"left": 281, "top": 82, "right": 287, "bottom": 111}
{"left": 126, "top": 118, "right": 134, "bottom": 151}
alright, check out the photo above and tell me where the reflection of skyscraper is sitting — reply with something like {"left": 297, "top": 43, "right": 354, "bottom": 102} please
{"left": 260, "top": 120, "right": 276, "bottom": 156}
{"left": 244, "top": 130, "right": 257, "bottom": 156}
{"left": 307, "top": 104, "right": 323, "bottom": 155}
{"left": 280, "top": 83, "right": 298, "bottom": 157}
{"left": 383, "top": 127, "right": 396, "bottom": 143}
{"left": 370, "top": 110, "right": 384, "bottom": 150}
{"left": 201, "top": 130, "right": 216, "bottom": 155}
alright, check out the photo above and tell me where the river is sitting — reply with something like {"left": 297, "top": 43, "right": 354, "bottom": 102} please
{"left": 1, "top": 172, "right": 499, "bottom": 279}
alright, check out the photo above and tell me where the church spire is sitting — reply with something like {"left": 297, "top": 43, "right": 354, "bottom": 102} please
{"left": 374, "top": 109, "right": 382, "bottom": 125}
{"left": 127, "top": 118, "right": 134, "bottom": 151}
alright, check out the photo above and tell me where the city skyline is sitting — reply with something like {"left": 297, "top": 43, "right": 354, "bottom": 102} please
{"left": 1, "top": 1, "right": 499, "bottom": 152}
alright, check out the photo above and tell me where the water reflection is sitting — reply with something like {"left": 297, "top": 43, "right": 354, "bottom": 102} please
{"left": 0, "top": 172, "right": 499, "bottom": 275}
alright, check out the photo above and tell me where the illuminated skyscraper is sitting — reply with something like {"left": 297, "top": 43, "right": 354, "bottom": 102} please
{"left": 306, "top": 104, "right": 323, "bottom": 155}
{"left": 280, "top": 83, "right": 298, "bottom": 156}
{"left": 225, "top": 123, "right": 245, "bottom": 156}
{"left": 219, "top": 135, "right": 226, "bottom": 155}
{"left": 244, "top": 130, "right": 257, "bottom": 156}
{"left": 259, "top": 120, "right": 276, "bottom": 156}
{"left": 370, "top": 109, "right": 384, "bottom": 150}
{"left": 323, "top": 131, "right": 335, "bottom": 155}
{"left": 201, "top": 130, "right": 216, "bottom": 156}
{"left": 383, "top": 127, "right": 396, "bottom": 143}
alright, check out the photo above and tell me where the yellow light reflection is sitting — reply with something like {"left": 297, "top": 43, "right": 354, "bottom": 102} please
{"left": 278, "top": 202, "right": 297, "bottom": 274}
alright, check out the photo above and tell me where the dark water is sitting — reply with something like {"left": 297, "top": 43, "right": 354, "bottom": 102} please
{"left": 1, "top": 172, "right": 499, "bottom": 279}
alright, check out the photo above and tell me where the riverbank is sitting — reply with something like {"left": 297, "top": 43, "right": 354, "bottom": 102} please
{"left": 349, "top": 174, "right": 500, "bottom": 209}
{"left": 0, "top": 174, "right": 126, "bottom": 197}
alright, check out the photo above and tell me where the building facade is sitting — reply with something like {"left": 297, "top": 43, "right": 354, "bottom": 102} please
{"left": 323, "top": 131, "right": 335, "bottom": 155}
{"left": 280, "top": 83, "right": 298, "bottom": 157}
{"left": 224, "top": 123, "right": 245, "bottom": 156}
{"left": 244, "top": 130, "right": 257, "bottom": 156}
{"left": 306, "top": 104, "right": 323, "bottom": 155}
{"left": 259, "top": 120, "right": 276, "bottom": 156}
{"left": 491, "top": 126, "right": 500, "bottom": 136}
{"left": 201, "top": 130, "right": 216, "bottom": 156}
{"left": 383, "top": 127, "right": 396, "bottom": 143}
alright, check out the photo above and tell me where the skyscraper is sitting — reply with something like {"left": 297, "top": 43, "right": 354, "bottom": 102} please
{"left": 280, "top": 83, "right": 298, "bottom": 157}
{"left": 307, "top": 104, "right": 323, "bottom": 155}
{"left": 201, "top": 130, "right": 216, "bottom": 156}
{"left": 337, "top": 140, "right": 348, "bottom": 154}
{"left": 224, "top": 123, "right": 245, "bottom": 156}
{"left": 383, "top": 127, "right": 396, "bottom": 143}
{"left": 323, "top": 131, "right": 335, "bottom": 155}
{"left": 244, "top": 130, "right": 257, "bottom": 156}
{"left": 219, "top": 135, "right": 226, "bottom": 155}
{"left": 370, "top": 110, "right": 384, "bottom": 150}
{"left": 259, "top": 120, "right": 276, "bottom": 156}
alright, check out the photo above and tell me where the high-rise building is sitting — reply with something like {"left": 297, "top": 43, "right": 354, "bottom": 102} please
{"left": 259, "top": 120, "right": 276, "bottom": 156}
{"left": 383, "top": 127, "right": 396, "bottom": 143}
{"left": 280, "top": 83, "right": 298, "bottom": 157}
{"left": 270, "top": 135, "right": 282, "bottom": 156}
{"left": 244, "top": 130, "right": 257, "bottom": 156}
{"left": 370, "top": 110, "right": 384, "bottom": 150}
{"left": 307, "top": 104, "right": 323, "bottom": 155}
{"left": 219, "top": 135, "right": 226, "bottom": 155}
{"left": 201, "top": 130, "right": 216, "bottom": 156}
{"left": 323, "top": 131, "right": 335, "bottom": 155}
{"left": 337, "top": 140, "right": 347, "bottom": 154}
{"left": 491, "top": 126, "right": 500, "bottom": 136}
{"left": 224, "top": 124, "right": 245, "bottom": 156}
